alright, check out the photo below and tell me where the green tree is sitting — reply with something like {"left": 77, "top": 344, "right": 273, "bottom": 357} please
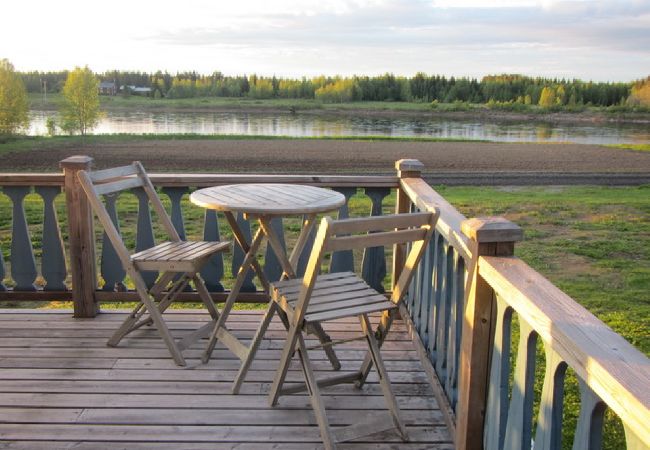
{"left": 0, "top": 59, "right": 29, "bottom": 136}
{"left": 538, "top": 86, "right": 556, "bottom": 108}
{"left": 60, "top": 66, "right": 101, "bottom": 135}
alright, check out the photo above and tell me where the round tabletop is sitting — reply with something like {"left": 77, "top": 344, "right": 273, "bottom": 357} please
{"left": 190, "top": 184, "right": 346, "bottom": 216}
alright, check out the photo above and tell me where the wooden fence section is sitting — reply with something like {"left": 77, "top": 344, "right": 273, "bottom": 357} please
{"left": 0, "top": 157, "right": 648, "bottom": 449}
{"left": 397, "top": 160, "right": 650, "bottom": 449}
{"left": 0, "top": 158, "right": 400, "bottom": 314}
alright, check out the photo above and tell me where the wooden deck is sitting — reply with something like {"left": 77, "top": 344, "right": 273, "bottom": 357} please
{"left": 0, "top": 309, "right": 452, "bottom": 449}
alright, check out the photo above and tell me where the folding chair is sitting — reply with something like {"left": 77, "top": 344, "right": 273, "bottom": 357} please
{"left": 245, "top": 211, "right": 438, "bottom": 449}
{"left": 77, "top": 161, "right": 230, "bottom": 366}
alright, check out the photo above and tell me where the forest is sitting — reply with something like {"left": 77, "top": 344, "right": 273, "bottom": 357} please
{"left": 19, "top": 69, "right": 646, "bottom": 108}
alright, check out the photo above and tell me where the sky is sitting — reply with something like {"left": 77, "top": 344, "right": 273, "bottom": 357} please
{"left": 2, "top": 0, "right": 649, "bottom": 81}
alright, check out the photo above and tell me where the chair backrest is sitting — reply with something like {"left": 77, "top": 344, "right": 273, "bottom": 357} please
{"left": 292, "top": 210, "right": 439, "bottom": 326}
{"left": 77, "top": 161, "right": 180, "bottom": 268}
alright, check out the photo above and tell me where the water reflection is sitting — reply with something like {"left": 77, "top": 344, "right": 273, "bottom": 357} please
{"left": 27, "top": 110, "right": 650, "bottom": 145}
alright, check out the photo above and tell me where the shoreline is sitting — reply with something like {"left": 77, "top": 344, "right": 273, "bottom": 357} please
{"left": 29, "top": 96, "right": 650, "bottom": 125}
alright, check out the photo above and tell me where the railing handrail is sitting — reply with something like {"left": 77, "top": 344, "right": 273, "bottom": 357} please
{"left": 0, "top": 172, "right": 399, "bottom": 188}
{"left": 398, "top": 162, "right": 650, "bottom": 448}
{"left": 400, "top": 175, "right": 472, "bottom": 261}
{"left": 480, "top": 255, "right": 650, "bottom": 446}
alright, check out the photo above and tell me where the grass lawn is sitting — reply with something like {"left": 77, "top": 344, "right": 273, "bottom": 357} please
{"left": 0, "top": 184, "right": 647, "bottom": 448}
{"left": 29, "top": 92, "right": 650, "bottom": 117}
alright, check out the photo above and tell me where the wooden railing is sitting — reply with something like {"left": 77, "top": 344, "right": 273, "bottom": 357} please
{"left": 0, "top": 156, "right": 400, "bottom": 315}
{"left": 0, "top": 157, "right": 648, "bottom": 449}
{"left": 396, "top": 159, "right": 650, "bottom": 449}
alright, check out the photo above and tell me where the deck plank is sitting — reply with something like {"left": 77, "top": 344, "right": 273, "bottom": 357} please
{"left": 0, "top": 309, "right": 452, "bottom": 448}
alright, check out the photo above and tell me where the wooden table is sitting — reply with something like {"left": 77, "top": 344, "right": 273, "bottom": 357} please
{"left": 190, "top": 184, "right": 346, "bottom": 386}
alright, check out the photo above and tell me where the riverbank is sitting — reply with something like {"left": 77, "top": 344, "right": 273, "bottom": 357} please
{"left": 29, "top": 93, "right": 650, "bottom": 125}
{"left": 1, "top": 136, "right": 649, "bottom": 185}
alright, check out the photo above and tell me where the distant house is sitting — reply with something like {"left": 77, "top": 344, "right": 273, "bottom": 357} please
{"left": 121, "top": 85, "right": 153, "bottom": 96}
{"left": 99, "top": 81, "right": 117, "bottom": 95}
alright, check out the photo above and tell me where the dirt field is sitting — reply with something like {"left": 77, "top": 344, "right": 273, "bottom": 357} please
{"left": 2, "top": 139, "right": 650, "bottom": 183}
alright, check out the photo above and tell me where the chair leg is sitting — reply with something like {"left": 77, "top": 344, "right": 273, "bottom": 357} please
{"left": 107, "top": 272, "right": 176, "bottom": 347}
{"left": 268, "top": 322, "right": 302, "bottom": 407}
{"left": 308, "top": 322, "right": 341, "bottom": 371}
{"left": 232, "top": 301, "right": 277, "bottom": 394}
{"left": 356, "top": 309, "right": 396, "bottom": 388}
{"left": 131, "top": 271, "right": 186, "bottom": 366}
{"left": 192, "top": 274, "right": 220, "bottom": 320}
{"left": 296, "top": 332, "right": 336, "bottom": 450}
{"left": 359, "top": 313, "right": 408, "bottom": 441}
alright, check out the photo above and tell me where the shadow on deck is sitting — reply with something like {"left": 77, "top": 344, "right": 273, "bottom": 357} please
{"left": 0, "top": 309, "right": 452, "bottom": 449}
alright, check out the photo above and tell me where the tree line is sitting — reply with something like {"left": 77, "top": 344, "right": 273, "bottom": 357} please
{"left": 19, "top": 70, "right": 642, "bottom": 107}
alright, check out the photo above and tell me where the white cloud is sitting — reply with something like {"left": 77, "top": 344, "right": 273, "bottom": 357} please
{"left": 0, "top": 0, "right": 648, "bottom": 80}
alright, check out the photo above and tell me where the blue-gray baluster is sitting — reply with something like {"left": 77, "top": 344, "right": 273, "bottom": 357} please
{"left": 435, "top": 243, "right": 453, "bottom": 382}
{"left": 296, "top": 215, "right": 316, "bottom": 277}
{"left": 428, "top": 232, "right": 445, "bottom": 365}
{"left": 445, "top": 250, "right": 464, "bottom": 407}
{"left": 484, "top": 295, "right": 513, "bottom": 450}
{"left": 35, "top": 186, "right": 67, "bottom": 291}
{"left": 4, "top": 186, "right": 37, "bottom": 291}
{"left": 329, "top": 187, "right": 356, "bottom": 273}
{"left": 0, "top": 189, "right": 6, "bottom": 290}
{"left": 100, "top": 193, "right": 126, "bottom": 291}
{"left": 263, "top": 217, "right": 285, "bottom": 282}
{"left": 133, "top": 188, "right": 157, "bottom": 289}
{"left": 162, "top": 187, "right": 192, "bottom": 291}
{"left": 0, "top": 240, "right": 6, "bottom": 291}
{"left": 416, "top": 232, "right": 433, "bottom": 345}
{"left": 504, "top": 319, "right": 538, "bottom": 450}
{"left": 162, "top": 187, "right": 187, "bottom": 240}
{"left": 572, "top": 379, "right": 605, "bottom": 450}
{"left": 201, "top": 209, "right": 225, "bottom": 292}
{"left": 361, "top": 187, "right": 390, "bottom": 292}
{"left": 533, "top": 348, "right": 567, "bottom": 450}
{"left": 232, "top": 212, "right": 256, "bottom": 292}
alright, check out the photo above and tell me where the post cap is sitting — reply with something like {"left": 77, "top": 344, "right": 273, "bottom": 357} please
{"left": 461, "top": 216, "right": 523, "bottom": 243}
{"left": 60, "top": 155, "right": 94, "bottom": 170}
{"left": 395, "top": 159, "right": 424, "bottom": 178}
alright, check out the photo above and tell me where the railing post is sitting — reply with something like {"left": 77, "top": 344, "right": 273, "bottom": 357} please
{"left": 456, "top": 216, "right": 522, "bottom": 449}
{"left": 60, "top": 156, "right": 98, "bottom": 318}
{"left": 392, "top": 158, "right": 423, "bottom": 288}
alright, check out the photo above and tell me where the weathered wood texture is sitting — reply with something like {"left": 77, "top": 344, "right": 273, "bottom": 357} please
{"left": 0, "top": 309, "right": 452, "bottom": 449}
{"left": 479, "top": 256, "right": 650, "bottom": 448}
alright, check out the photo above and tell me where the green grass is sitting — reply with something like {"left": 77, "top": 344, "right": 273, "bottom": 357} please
{"left": 0, "top": 185, "right": 647, "bottom": 448}
{"left": 29, "top": 93, "right": 650, "bottom": 117}
{"left": 607, "top": 143, "right": 650, "bottom": 152}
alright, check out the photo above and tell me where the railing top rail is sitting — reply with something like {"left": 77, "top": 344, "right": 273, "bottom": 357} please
{"left": 400, "top": 176, "right": 473, "bottom": 261}
{"left": 480, "top": 255, "right": 650, "bottom": 446}
{"left": 0, "top": 172, "right": 399, "bottom": 189}
{"left": 147, "top": 173, "right": 399, "bottom": 188}
{"left": 0, "top": 174, "right": 65, "bottom": 186}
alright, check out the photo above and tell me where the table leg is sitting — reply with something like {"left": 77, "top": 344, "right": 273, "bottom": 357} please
{"left": 259, "top": 216, "right": 296, "bottom": 280}
{"left": 288, "top": 214, "right": 317, "bottom": 274}
{"left": 202, "top": 226, "right": 266, "bottom": 363}
{"left": 224, "top": 211, "right": 270, "bottom": 291}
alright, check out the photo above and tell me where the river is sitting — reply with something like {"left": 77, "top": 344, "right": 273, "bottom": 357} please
{"left": 28, "top": 110, "right": 650, "bottom": 145}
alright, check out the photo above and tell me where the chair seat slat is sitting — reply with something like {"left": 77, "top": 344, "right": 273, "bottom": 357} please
{"left": 272, "top": 271, "right": 355, "bottom": 289}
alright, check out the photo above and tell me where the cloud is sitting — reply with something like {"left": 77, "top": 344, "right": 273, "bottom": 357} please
{"left": 2, "top": 0, "right": 648, "bottom": 79}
